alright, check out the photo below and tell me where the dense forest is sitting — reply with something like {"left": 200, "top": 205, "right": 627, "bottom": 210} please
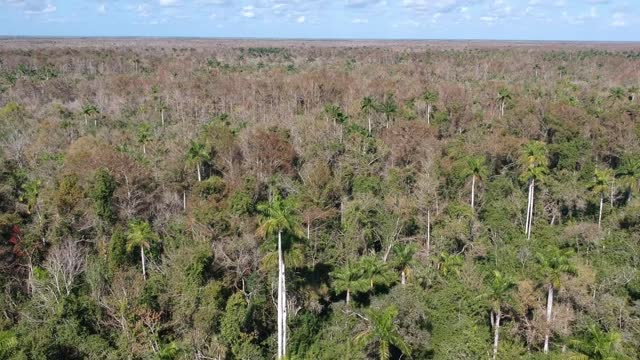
{"left": 1, "top": 40, "right": 640, "bottom": 359}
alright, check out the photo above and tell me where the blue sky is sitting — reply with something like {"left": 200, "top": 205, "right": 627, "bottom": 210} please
{"left": 0, "top": 0, "right": 638, "bottom": 40}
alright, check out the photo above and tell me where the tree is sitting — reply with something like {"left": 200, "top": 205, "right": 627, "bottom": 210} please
{"left": 422, "top": 90, "right": 439, "bottom": 125}
{"left": 137, "top": 123, "right": 152, "bottom": 155}
{"left": 391, "top": 244, "right": 416, "bottom": 286}
{"left": 590, "top": 168, "right": 613, "bottom": 230}
{"left": 519, "top": 141, "right": 548, "bottom": 240}
{"left": 330, "top": 262, "right": 369, "bottom": 305}
{"left": 482, "top": 271, "right": 515, "bottom": 360}
{"left": 126, "top": 220, "right": 158, "bottom": 280}
{"left": 609, "top": 87, "right": 626, "bottom": 103}
{"left": 187, "top": 141, "right": 209, "bottom": 182}
{"left": 361, "top": 96, "right": 377, "bottom": 135}
{"left": 19, "top": 179, "right": 41, "bottom": 214}
{"left": 82, "top": 103, "right": 100, "bottom": 126}
{"left": 323, "top": 104, "right": 348, "bottom": 142}
{"left": 463, "top": 156, "right": 489, "bottom": 211}
{"left": 91, "top": 168, "right": 117, "bottom": 224}
{"left": 536, "top": 248, "right": 576, "bottom": 353}
{"left": 497, "top": 88, "right": 511, "bottom": 118}
{"left": 569, "top": 325, "right": 627, "bottom": 360}
{"left": 355, "top": 306, "right": 411, "bottom": 360}
{"left": 616, "top": 155, "right": 640, "bottom": 203}
{"left": 358, "top": 255, "right": 397, "bottom": 290}
{"left": 378, "top": 94, "right": 397, "bottom": 128}
{"left": 257, "top": 193, "right": 303, "bottom": 360}
{"left": 158, "top": 99, "right": 168, "bottom": 127}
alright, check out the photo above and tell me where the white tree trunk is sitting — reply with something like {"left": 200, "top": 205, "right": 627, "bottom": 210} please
{"left": 426, "top": 210, "right": 431, "bottom": 257}
{"left": 525, "top": 180, "right": 532, "bottom": 235}
{"left": 492, "top": 310, "right": 501, "bottom": 360}
{"left": 161, "top": 109, "right": 165, "bottom": 127}
{"left": 544, "top": 285, "right": 554, "bottom": 353}
{"left": 183, "top": 191, "right": 186, "bottom": 211}
{"left": 401, "top": 270, "right": 406, "bottom": 286}
{"left": 598, "top": 193, "right": 603, "bottom": 230}
{"left": 368, "top": 116, "right": 372, "bottom": 135}
{"left": 141, "top": 247, "right": 146, "bottom": 281}
{"left": 501, "top": 101, "right": 505, "bottom": 117}
{"left": 527, "top": 180, "right": 535, "bottom": 240}
{"left": 471, "top": 175, "right": 476, "bottom": 210}
{"left": 277, "top": 230, "right": 283, "bottom": 359}
{"left": 282, "top": 252, "right": 287, "bottom": 358}
{"left": 197, "top": 164, "right": 202, "bottom": 182}
{"left": 346, "top": 288, "right": 351, "bottom": 305}
{"left": 142, "top": 144, "right": 146, "bottom": 155}
{"left": 427, "top": 104, "right": 431, "bottom": 125}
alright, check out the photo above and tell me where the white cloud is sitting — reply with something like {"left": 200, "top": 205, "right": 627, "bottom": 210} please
{"left": 352, "top": 18, "right": 368, "bottom": 23}
{"left": 97, "top": 3, "right": 106, "bottom": 14}
{"left": 296, "top": 15, "right": 305, "bottom": 23}
{"left": 24, "top": 1, "right": 55, "bottom": 14}
{"left": 609, "top": 12, "right": 626, "bottom": 27}
{"left": 159, "top": 0, "right": 178, "bottom": 6}
{"left": 241, "top": 5, "right": 255, "bottom": 17}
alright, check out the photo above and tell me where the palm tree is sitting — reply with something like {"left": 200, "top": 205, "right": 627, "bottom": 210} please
{"left": 536, "top": 248, "right": 576, "bottom": 353}
{"left": 126, "top": 220, "right": 158, "bottom": 281}
{"left": 324, "top": 104, "right": 348, "bottom": 142}
{"left": 533, "top": 64, "right": 541, "bottom": 78}
{"left": 616, "top": 155, "right": 640, "bottom": 203}
{"left": 609, "top": 87, "right": 626, "bottom": 103}
{"left": 569, "top": 325, "right": 626, "bottom": 360}
{"left": 378, "top": 94, "right": 397, "bottom": 129}
{"left": 330, "top": 262, "right": 369, "bottom": 305}
{"left": 137, "top": 123, "right": 152, "bottom": 155}
{"left": 82, "top": 103, "right": 100, "bottom": 126}
{"left": 355, "top": 306, "right": 411, "bottom": 360}
{"left": 391, "top": 244, "right": 416, "bottom": 286}
{"left": 257, "top": 193, "right": 303, "bottom": 360}
{"left": 497, "top": 88, "right": 512, "bottom": 118}
{"left": 439, "top": 252, "right": 464, "bottom": 278}
{"left": 422, "top": 90, "right": 439, "bottom": 124}
{"left": 186, "top": 141, "right": 209, "bottom": 182}
{"left": 590, "top": 168, "right": 614, "bottom": 230}
{"left": 361, "top": 96, "right": 377, "bottom": 135}
{"left": 464, "top": 156, "right": 489, "bottom": 211}
{"left": 483, "top": 271, "right": 515, "bottom": 360}
{"left": 519, "top": 141, "right": 548, "bottom": 240}
{"left": 358, "top": 255, "right": 397, "bottom": 290}
{"left": 158, "top": 99, "right": 168, "bottom": 127}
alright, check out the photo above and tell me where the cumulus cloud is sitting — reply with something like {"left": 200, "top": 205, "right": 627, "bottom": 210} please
{"left": 241, "top": 5, "right": 255, "bottom": 17}
{"left": 296, "top": 15, "right": 305, "bottom": 22}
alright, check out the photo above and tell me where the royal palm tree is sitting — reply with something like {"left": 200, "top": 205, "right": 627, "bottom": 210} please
{"left": 391, "top": 244, "right": 416, "bottom": 286}
{"left": 464, "top": 156, "right": 489, "bottom": 211}
{"left": 590, "top": 168, "right": 614, "bottom": 230}
{"left": 355, "top": 306, "right": 411, "bottom": 360}
{"left": 422, "top": 90, "right": 439, "bottom": 124}
{"left": 519, "top": 141, "right": 548, "bottom": 240}
{"left": 569, "top": 325, "right": 626, "bottom": 360}
{"left": 330, "top": 262, "right": 369, "bottom": 305}
{"left": 361, "top": 96, "right": 377, "bottom": 135}
{"left": 186, "top": 141, "right": 209, "bottom": 182}
{"left": 358, "top": 255, "right": 397, "bottom": 290}
{"left": 257, "top": 193, "right": 303, "bottom": 360}
{"left": 537, "top": 248, "right": 576, "bottom": 353}
{"left": 158, "top": 99, "right": 168, "bottom": 127}
{"left": 126, "top": 220, "right": 158, "bottom": 281}
{"left": 324, "top": 104, "right": 348, "bottom": 142}
{"left": 497, "top": 88, "right": 512, "bottom": 118}
{"left": 137, "top": 123, "right": 152, "bottom": 155}
{"left": 483, "top": 271, "right": 515, "bottom": 360}
{"left": 378, "top": 94, "right": 397, "bottom": 129}
{"left": 616, "top": 155, "right": 640, "bottom": 203}
{"left": 82, "top": 103, "right": 100, "bottom": 126}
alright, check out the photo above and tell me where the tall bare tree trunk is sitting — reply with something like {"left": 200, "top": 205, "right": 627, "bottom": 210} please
{"left": 527, "top": 180, "right": 535, "bottom": 240}
{"left": 346, "top": 288, "right": 351, "bottom": 305}
{"left": 368, "top": 115, "right": 372, "bottom": 135}
{"left": 492, "top": 310, "right": 501, "bottom": 360}
{"left": 183, "top": 191, "right": 186, "bottom": 211}
{"left": 161, "top": 109, "right": 165, "bottom": 127}
{"left": 525, "top": 180, "right": 532, "bottom": 236}
{"left": 141, "top": 247, "right": 146, "bottom": 281}
{"left": 277, "top": 230, "right": 283, "bottom": 359}
{"left": 471, "top": 175, "right": 476, "bottom": 210}
{"left": 197, "top": 164, "right": 202, "bottom": 182}
{"left": 427, "top": 104, "right": 431, "bottom": 125}
{"left": 401, "top": 270, "right": 406, "bottom": 286}
{"left": 598, "top": 193, "right": 604, "bottom": 230}
{"left": 426, "top": 210, "right": 431, "bottom": 257}
{"left": 544, "top": 285, "right": 554, "bottom": 353}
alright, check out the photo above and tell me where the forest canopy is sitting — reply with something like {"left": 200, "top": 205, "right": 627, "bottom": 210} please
{"left": 0, "top": 40, "right": 640, "bottom": 359}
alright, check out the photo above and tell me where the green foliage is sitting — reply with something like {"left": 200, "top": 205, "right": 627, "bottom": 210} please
{"left": 90, "top": 168, "right": 117, "bottom": 223}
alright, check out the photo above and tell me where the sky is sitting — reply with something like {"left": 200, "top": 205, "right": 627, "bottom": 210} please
{"left": 0, "top": 0, "right": 638, "bottom": 41}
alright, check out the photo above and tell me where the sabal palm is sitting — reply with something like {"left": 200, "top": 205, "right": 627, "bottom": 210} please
{"left": 537, "top": 247, "right": 576, "bottom": 353}
{"left": 137, "top": 123, "right": 152, "bottom": 155}
{"left": 391, "top": 244, "right": 416, "bottom": 286}
{"left": 126, "top": 220, "right": 157, "bottom": 280}
{"left": 330, "top": 262, "right": 369, "bottom": 304}
{"left": 187, "top": 141, "right": 209, "bottom": 182}
{"left": 361, "top": 96, "right": 377, "bottom": 134}
{"left": 422, "top": 90, "right": 438, "bottom": 124}
{"left": 257, "top": 193, "right": 303, "bottom": 360}
{"left": 590, "top": 168, "right": 614, "bottom": 229}
{"left": 355, "top": 306, "right": 411, "bottom": 360}
{"left": 464, "top": 156, "right": 489, "bottom": 211}
{"left": 570, "top": 325, "right": 626, "bottom": 360}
